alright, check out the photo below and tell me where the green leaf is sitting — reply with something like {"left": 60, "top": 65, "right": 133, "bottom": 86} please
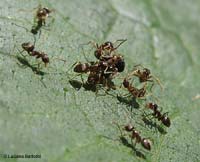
{"left": 0, "top": 0, "right": 200, "bottom": 162}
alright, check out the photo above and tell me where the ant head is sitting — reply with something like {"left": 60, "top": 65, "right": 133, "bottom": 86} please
{"left": 142, "top": 138, "right": 151, "bottom": 150}
{"left": 123, "top": 78, "right": 129, "bottom": 88}
{"left": 94, "top": 50, "right": 101, "bottom": 59}
{"left": 103, "top": 41, "right": 113, "bottom": 50}
{"left": 124, "top": 124, "right": 134, "bottom": 132}
{"left": 43, "top": 8, "right": 51, "bottom": 14}
{"left": 115, "top": 58, "right": 125, "bottom": 72}
{"left": 37, "top": 7, "right": 51, "bottom": 17}
{"left": 143, "top": 68, "right": 151, "bottom": 75}
{"left": 21, "top": 42, "right": 34, "bottom": 52}
{"left": 147, "top": 102, "right": 158, "bottom": 110}
{"left": 162, "top": 116, "right": 171, "bottom": 127}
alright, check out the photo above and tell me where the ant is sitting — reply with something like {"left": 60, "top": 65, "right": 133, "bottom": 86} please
{"left": 122, "top": 77, "right": 147, "bottom": 98}
{"left": 115, "top": 122, "right": 151, "bottom": 151}
{"left": 86, "top": 39, "right": 127, "bottom": 60}
{"left": 31, "top": 5, "right": 52, "bottom": 34}
{"left": 130, "top": 65, "right": 164, "bottom": 90}
{"left": 21, "top": 42, "right": 49, "bottom": 66}
{"left": 145, "top": 102, "right": 171, "bottom": 127}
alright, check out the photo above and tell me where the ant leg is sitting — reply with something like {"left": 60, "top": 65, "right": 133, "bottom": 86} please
{"left": 14, "top": 44, "right": 26, "bottom": 58}
{"left": 112, "top": 122, "right": 125, "bottom": 137}
{"left": 133, "top": 64, "right": 144, "bottom": 69}
{"left": 11, "top": 23, "right": 30, "bottom": 33}
{"left": 151, "top": 75, "right": 164, "bottom": 91}
{"left": 50, "top": 56, "right": 67, "bottom": 65}
{"left": 113, "top": 39, "right": 127, "bottom": 50}
{"left": 147, "top": 80, "right": 154, "bottom": 92}
{"left": 37, "top": 62, "right": 42, "bottom": 71}
{"left": 81, "top": 46, "right": 91, "bottom": 63}
{"left": 44, "top": 16, "right": 55, "bottom": 28}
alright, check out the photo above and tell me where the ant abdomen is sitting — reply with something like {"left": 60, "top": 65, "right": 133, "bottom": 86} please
{"left": 161, "top": 116, "right": 171, "bottom": 127}
{"left": 21, "top": 42, "right": 34, "bottom": 53}
{"left": 141, "top": 138, "right": 151, "bottom": 150}
{"left": 73, "top": 63, "right": 89, "bottom": 73}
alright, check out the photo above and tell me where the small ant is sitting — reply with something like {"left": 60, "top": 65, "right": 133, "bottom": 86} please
{"left": 123, "top": 78, "right": 146, "bottom": 98}
{"left": 130, "top": 65, "right": 163, "bottom": 90}
{"left": 31, "top": 6, "right": 52, "bottom": 34}
{"left": 146, "top": 102, "right": 171, "bottom": 127}
{"left": 87, "top": 39, "right": 127, "bottom": 60}
{"left": 21, "top": 42, "right": 49, "bottom": 66}
{"left": 115, "top": 122, "right": 151, "bottom": 151}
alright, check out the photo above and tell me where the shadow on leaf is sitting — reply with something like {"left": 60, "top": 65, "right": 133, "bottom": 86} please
{"left": 142, "top": 116, "right": 167, "bottom": 135}
{"left": 16, "top": 56, "right": 46, "bottom": 76}
{"left": 117, "top": 95, "right": 140, "bottom": 109}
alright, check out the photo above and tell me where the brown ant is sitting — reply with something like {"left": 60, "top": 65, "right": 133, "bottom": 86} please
{"left": 130, "top": 65, "right": 163, "bottom": 90}
{"left": 122, "top": 77, "right": 147, "bottom": 98}
{"left": 86, "top": 39, "right": 127, "bottom": 60}
{"left": 115, "top": 122, "right": 151, "bottom": 151}
{"left": 146, "top": 102, "right": 171, "bottom": 127}
{"left": 31, "top": 5, "right": 52, "bottom": 34}
{"left": 21, "top": 42, "right": 49, "bottom": 66}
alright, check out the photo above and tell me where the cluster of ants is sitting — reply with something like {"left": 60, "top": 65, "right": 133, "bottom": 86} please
{"left": 15, "top": 5, "right": 171, "bottom": 155}
{"left": 72, "top": 39, "right": 171, "bottom": 152}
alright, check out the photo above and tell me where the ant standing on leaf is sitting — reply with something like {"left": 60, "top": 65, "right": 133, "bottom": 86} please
{"left": 31, "top": 5, "right": 53, "bottom": 35}
{"left": 145, "top": 102, "right": 171, "bottom": 127}
{"left": 21, "top": 42, "right": 49, "bottom": 67}
{"left": 89, "top": 39, "right": 127, "bottom": 60}
{"left": 130, "top": 64, "right": 164, "bottom": 91}
{"left": 114, "top": 122, "right": 152, "bottom": 151}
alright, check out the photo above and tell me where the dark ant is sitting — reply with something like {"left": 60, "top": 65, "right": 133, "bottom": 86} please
{"left": 88, "top": 39, "right": 127, "bottom": 60}
{"left": 124, "top": 124, "right": 151, "bottom": 151}
{"left": 123, "top": 78, "right": 147, "bottom": 98}
{"left": 21, "top": 42, "right": 49, "bottom": 66}
{"left": 146, "top": 102, "right": 171, "bottom": 127}
{"left": 131, "top": 65, "right": 163, "bottom": 90}
{"left": 115, "top": 122, "right": 151, "bottom": 151}
{"left": 31, "top": 6, "right": 52, "bottom": 34}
